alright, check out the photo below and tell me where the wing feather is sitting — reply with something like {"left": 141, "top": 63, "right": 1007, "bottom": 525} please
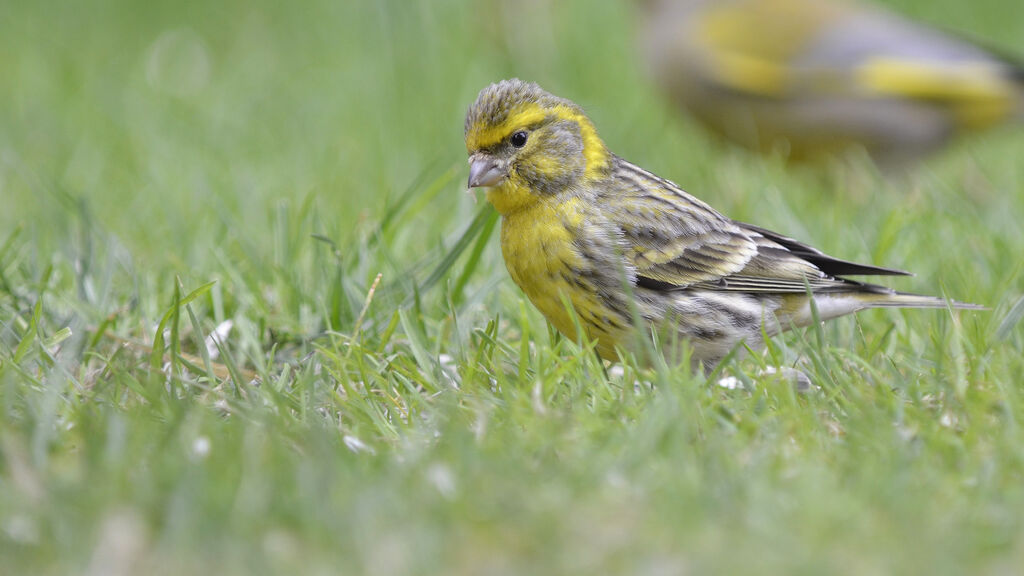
{"left": 602, "top": 156, "right": 899, "bottom": 294}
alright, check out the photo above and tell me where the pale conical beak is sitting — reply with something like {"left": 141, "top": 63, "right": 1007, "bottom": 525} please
{"left": 467, "top": 154, "right": 505, "bottom": 188}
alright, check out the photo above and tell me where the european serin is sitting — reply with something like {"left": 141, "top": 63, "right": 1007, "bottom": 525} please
{"left": 638, "top": 0, "right": 1024, "bottom": 163}
{"left": 465, "top": 79, "right": 980, "bottom": 369}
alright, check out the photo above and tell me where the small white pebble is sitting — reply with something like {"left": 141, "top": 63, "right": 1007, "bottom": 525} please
{"left": 716, "top": 376, "right": 743, "bottom": 390}
{"left": 344, "top": 434, "right": 374, "bottom": 454}
{"left": 426, "top": 463, "right": 457, "bottom": 499}
{"left": 191, "top": 436, "right": 211, "bottom": 459}
{"left": 940, "top": 412, "right": 958, "bottom": 428}
{"left": 205, "top": 320, "right": 234, "bottom": 358}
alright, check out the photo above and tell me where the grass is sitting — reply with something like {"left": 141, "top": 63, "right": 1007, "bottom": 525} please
{"left": 2, "top": 0, "right": 1024, "bottom": 573}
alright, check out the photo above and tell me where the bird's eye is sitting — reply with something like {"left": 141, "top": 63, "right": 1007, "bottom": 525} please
{"left": 510, "top": 131, "right": 528, "bottom": 148}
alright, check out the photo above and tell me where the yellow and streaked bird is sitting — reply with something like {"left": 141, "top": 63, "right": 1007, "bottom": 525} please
{"left": 638, "top": 0, "right": 1024, "bottom": 163}
{"left": 465, "top": 79, "right": 981, "bottom": 369}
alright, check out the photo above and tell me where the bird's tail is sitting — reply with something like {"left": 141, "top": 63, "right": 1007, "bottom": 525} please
{"left": 781, "top": 289, "right": 984, "bottom": 329}
{"left": 854, "top": 290, "right": 986, "bottom": 311}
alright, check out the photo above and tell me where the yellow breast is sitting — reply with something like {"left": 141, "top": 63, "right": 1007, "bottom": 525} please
{"left": 497, "top": 194, "right": 625, "bottom": 359}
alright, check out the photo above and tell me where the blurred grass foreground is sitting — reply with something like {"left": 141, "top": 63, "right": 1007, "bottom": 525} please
{"left": 2, "top": 0, "right": 1024, "bottom": 574}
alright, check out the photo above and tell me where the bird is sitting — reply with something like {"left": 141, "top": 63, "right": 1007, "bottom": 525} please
{"left": 637, "top": 0, "right": 1024, "bottom": 164}
{"left": 464, "top": 79, "right": 981, "bottom": 369}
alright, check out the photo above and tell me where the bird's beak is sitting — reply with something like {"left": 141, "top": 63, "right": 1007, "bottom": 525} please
{"left": 467, "top": 154, "right": 505, "bottom": 188}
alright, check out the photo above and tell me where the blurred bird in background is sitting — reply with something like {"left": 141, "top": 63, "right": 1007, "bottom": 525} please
{"left": 638, "top": 0, "right": 1024, "bottom": 164}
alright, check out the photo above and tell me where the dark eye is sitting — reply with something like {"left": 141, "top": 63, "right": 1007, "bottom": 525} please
{"left": 510, "top": 131, "right": 528, "bottom": 148}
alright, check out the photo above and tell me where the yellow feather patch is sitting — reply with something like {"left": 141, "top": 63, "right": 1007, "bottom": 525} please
{"left": 550, "top": 105, "right": 611, "bottom": 180}
{"left": 465, "top": 103, "right": 610, "bottom": 180}
{"left": 465, "top": 106, "right": 548, "bottom": 152}
{"left": 856, "top": 58, "right": 1015, "bottom": 128}
{"left": 697, "top": 0, "right": 846, "bottom": 96}
{"left": 499, "top": 195, "right": 624, "bottom": 360}
{"left": 486, "top": 179, "right": 538, "bottom": 216}
{"left": 706, "top": 52, "right": 790, "bottom": 96}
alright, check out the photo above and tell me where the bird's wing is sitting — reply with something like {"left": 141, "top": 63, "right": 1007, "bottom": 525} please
{"left": 602, "top": 158, "right": 907, "bottom": 294}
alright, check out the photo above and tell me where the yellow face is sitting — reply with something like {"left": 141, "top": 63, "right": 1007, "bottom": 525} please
{"left": 464, "top": 80, "right": 609, "bottom": 215}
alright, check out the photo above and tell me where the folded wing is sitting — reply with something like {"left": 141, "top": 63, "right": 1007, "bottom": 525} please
{"left": 603, "top": 157, "right": 906, "bottom": 295}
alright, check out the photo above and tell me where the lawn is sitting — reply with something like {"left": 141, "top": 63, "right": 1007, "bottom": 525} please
{"left": 2, "top": 0, "right": 1024, "bottom": 573}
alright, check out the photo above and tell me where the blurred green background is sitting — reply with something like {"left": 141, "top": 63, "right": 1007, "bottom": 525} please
{"left": 2, "top": 0, "right": 1024, "bottom": 574}
{"left": 2, "top": 0, "right": 1021, "bottom": 267}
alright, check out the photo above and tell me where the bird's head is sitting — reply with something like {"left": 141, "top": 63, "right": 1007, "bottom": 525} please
{"left": 464, "top": 79, "right": 609, "bottom": 214}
